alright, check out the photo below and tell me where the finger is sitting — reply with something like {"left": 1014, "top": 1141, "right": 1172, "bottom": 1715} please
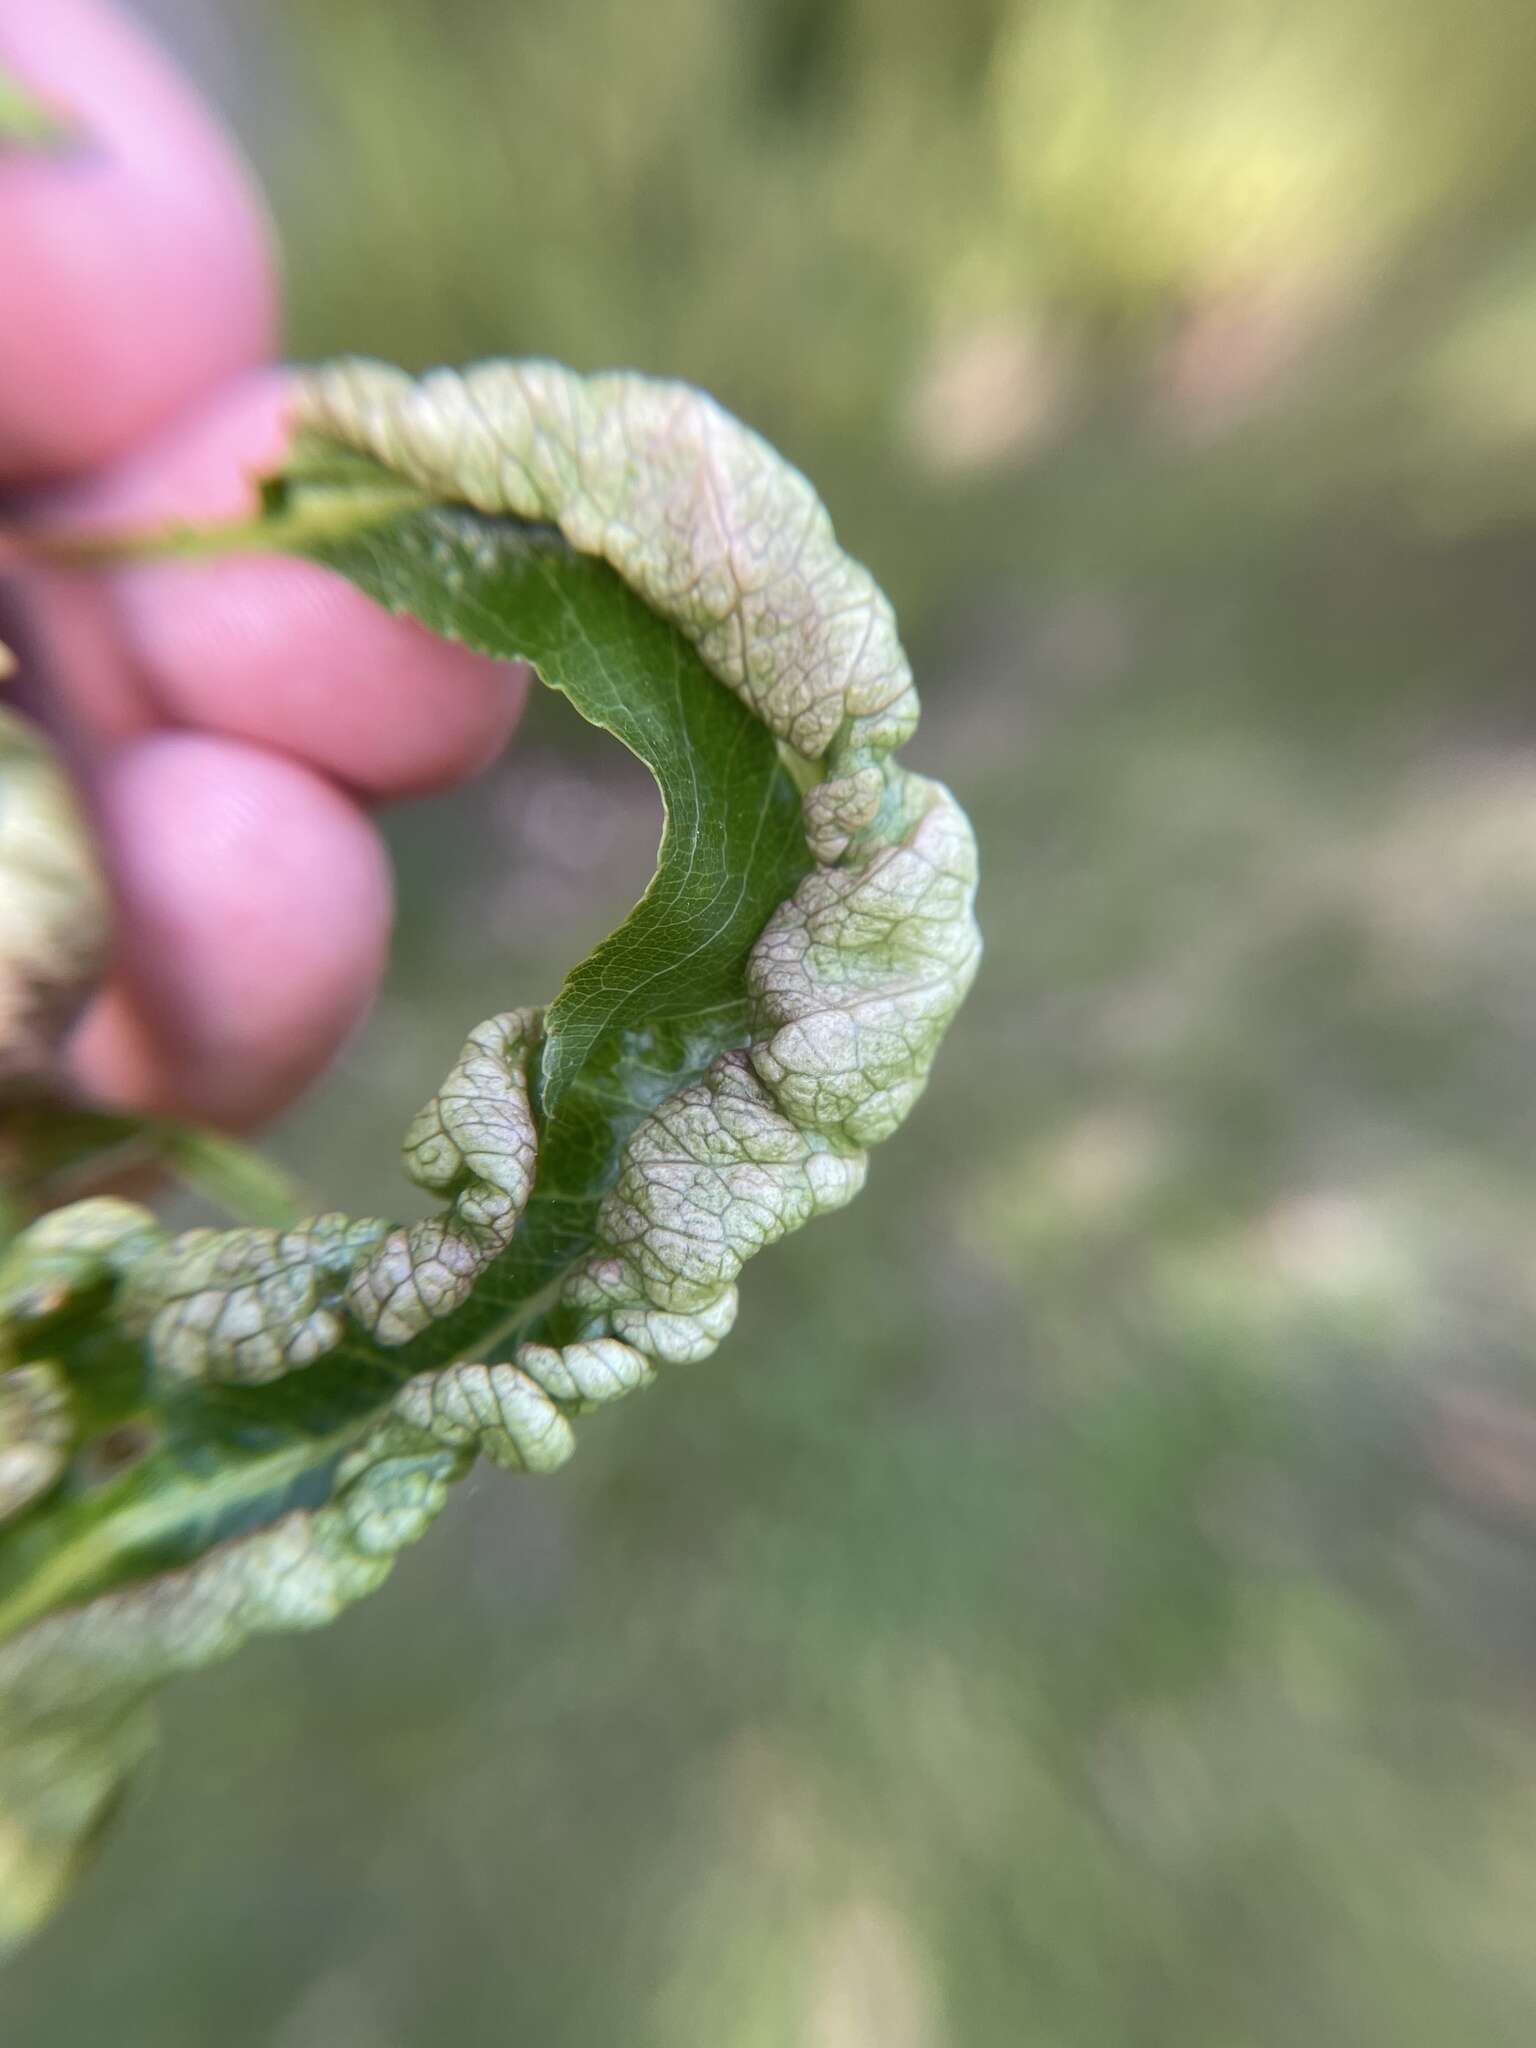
{"left": 65, "top": 731, "right": 392, "bottom": 1128}
{"left": 0, "top": 0, "right": 276, "bottom": 481}
{"left": 44, "top": 372, "right": 530, "bottom": 796}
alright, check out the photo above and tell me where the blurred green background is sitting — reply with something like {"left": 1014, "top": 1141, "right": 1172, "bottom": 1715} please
{"left": 15, "top": 0, "right": 1536, "bottom": 2039}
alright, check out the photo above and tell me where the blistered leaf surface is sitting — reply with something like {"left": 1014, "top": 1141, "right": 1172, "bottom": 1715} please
{"left": 0, "top": 360, "right": 980, "bottom": 1951}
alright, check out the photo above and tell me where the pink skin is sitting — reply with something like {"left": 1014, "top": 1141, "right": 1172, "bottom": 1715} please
{"left": 0, "top": 0, "right": 527, "bottom": 1129}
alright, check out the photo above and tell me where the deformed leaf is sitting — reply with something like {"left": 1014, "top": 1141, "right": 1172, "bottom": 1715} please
{"left": 0, "top": 360, "right": 980, "bottom": 1951}
{"left": 0, "top": 707, "right": 111, "bottom": 1102}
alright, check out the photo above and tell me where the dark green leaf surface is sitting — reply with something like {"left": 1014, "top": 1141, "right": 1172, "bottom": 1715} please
{"left": 290, "top": 491, "right": 815, "bottom": 1360}
{"left": 0, "top": 362, "right": 978, "bottom": 1957}
{"left": 0, "top": 492, "right": 808, "bottom": 1637}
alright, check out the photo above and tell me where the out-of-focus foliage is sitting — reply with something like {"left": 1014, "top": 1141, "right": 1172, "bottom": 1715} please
{"left": 263, "top": 0, "right": 1000, "bottom": 448}
{"left": 13, "top": 0, "right": 1536, "bottom": 2038}
{"left": 255, "top": 0, "right": 1536, "bottom": 476}
{"left": 975, "top": 0, "right": 1529, "bottom": 320}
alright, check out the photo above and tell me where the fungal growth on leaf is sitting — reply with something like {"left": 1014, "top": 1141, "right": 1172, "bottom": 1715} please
{"left": 0, "top": 361, "right": 980, "bottom": 1948}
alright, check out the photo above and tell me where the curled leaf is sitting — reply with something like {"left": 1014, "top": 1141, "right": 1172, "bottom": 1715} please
{"left": 0, "top": 707, "right": 111, "bottom": 1099}
{"left": 0, "top": 360, "right": 980, "bottom": 1949}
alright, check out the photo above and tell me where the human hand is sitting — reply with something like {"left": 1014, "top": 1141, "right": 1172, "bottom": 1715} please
{"left": 0, "top": 0, "right": 526, "bottom": 1131}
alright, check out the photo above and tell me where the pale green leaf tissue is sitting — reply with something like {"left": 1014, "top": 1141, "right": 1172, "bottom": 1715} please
{"left": 0, "top": 361, "right": 980, "bottom": 1950}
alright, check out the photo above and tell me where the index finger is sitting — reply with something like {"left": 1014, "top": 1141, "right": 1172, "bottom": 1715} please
{"left": 0, "top": 0, "right": 276, "bottom": 482}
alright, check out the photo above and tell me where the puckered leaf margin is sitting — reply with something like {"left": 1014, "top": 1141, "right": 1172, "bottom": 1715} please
{"left": 0, "top": 360, "right": 980, "bottom": 1951}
